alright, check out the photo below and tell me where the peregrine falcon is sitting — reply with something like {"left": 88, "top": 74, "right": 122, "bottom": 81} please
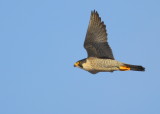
{"left": 74, "top": 10, "right": 145, "bottom": 74}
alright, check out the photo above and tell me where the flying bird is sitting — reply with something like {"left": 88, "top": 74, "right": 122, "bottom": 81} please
{"left": 74, "top": 10, "right": 145, "bottom": 74}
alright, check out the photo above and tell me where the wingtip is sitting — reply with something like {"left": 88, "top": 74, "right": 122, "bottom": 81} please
{"left": 91, "top": 10, "right": 98, "bottom": 14}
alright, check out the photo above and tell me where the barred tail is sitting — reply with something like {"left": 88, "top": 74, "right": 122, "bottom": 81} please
{"left": 124, "top": 64, "right": 145, "bottom": 71}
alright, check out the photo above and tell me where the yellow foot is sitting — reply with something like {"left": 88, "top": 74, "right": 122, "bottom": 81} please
{"left": 119, "top": 66, "right": 131, "bottom": 71}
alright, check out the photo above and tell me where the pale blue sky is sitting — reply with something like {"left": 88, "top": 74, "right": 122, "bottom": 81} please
{"left": 0, "top": 0, "right": 160, "bottom": 114}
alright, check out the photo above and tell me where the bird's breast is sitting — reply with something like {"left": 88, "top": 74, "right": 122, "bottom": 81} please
{"left": 82, "top": 60, "right": 93, "bottom": 71}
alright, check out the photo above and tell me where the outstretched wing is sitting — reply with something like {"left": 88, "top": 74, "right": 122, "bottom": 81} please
{"left": 84, "top": 10, "right": 114, "bottom": 59}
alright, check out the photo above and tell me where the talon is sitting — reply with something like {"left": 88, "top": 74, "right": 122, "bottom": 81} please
{"left": 119, "top": 66, "right": 130, "bottom": 71}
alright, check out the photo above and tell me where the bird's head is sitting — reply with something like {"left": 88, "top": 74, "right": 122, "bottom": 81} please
{"left": 74, "top": 59, "right": 86, "bottom": 68}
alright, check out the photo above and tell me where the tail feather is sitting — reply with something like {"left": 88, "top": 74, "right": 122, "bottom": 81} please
{"left": 124, "top": 64, "right": 145, "bottom": 71}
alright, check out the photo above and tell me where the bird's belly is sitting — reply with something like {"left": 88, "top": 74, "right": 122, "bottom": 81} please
{"left": 92, "top": 66, "right": 119, "bottom": 72}
{"left": 83, "top": 58, "right": 123, "bottom": 72}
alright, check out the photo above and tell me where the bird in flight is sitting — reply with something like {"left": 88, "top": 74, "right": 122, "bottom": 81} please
{"left": 74, "top": 10, "right": 145, "bottom": 74}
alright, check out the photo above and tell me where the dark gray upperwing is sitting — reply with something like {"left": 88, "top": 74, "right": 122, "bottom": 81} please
{"left": 84, "top": 10, "right": 114, "bottom": 60}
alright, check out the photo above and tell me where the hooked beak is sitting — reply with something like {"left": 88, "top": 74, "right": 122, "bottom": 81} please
{"left": 74, "top": 62, "right": 79, "bottom": 67}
